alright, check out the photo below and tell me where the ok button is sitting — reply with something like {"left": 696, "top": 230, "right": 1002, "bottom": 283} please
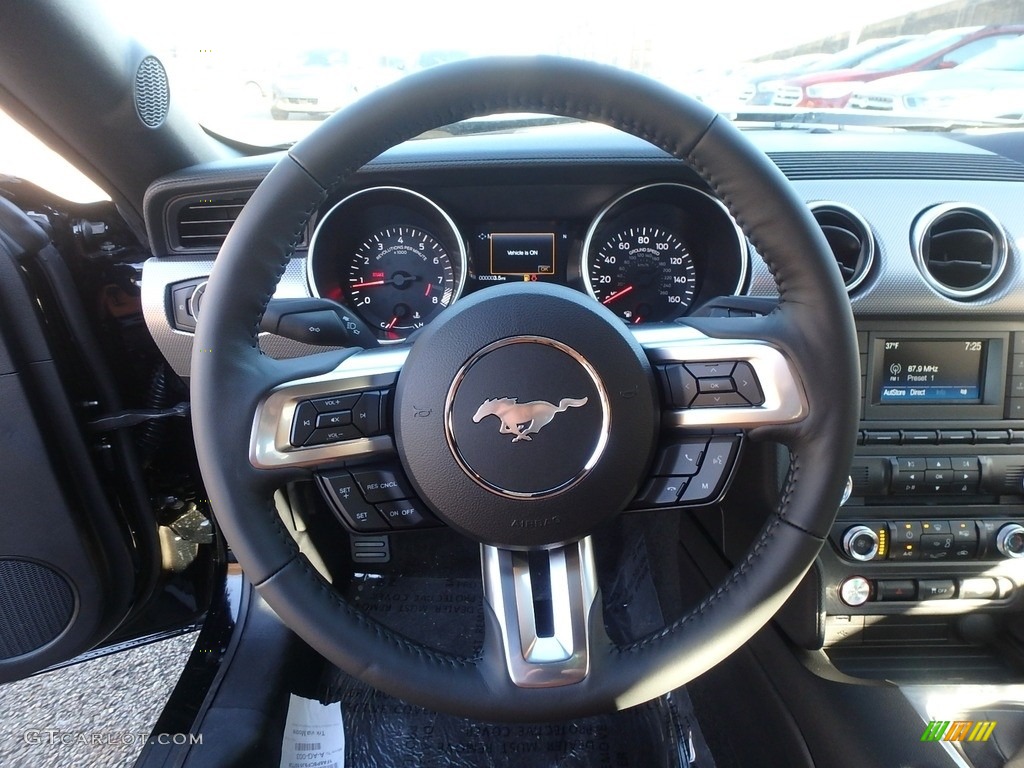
{"left": 698, "top": 377, "right": 735, "bottom": 393}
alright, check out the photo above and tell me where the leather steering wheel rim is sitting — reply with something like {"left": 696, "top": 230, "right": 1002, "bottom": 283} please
{"left": 191, "top": 56, "right": 860, "bottom": 721}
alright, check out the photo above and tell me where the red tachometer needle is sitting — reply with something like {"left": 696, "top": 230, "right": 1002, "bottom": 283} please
{"left": 424, "top": 283, "right": 432, "bottom": 297}
{"left": 602, "top": 285, "right": 634, "bottom": 305}
{"left": 350, "top": 279, "right": 386, "bottom": 289}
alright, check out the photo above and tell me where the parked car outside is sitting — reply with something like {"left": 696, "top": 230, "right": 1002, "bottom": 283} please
{"left": 749, "top": 34, "right": 918, "bottom": 106}
{"left": 772, "top": 25, "right": 1024, "bottom": 108}
{"left": 270, "top": 49, "right": 363, "bottom": 120}
{"left": 848, "top": 34, "right": 1024, "bottom": 119}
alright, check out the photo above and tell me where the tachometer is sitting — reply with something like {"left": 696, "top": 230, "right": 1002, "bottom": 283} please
{"left": 307, "top": 186, "right": 468, "bottom": 342}
{"left": 344, "top": 226, "right": 455, "bottom": 339}
{"left": 586, "top": 225, "right": 697, "bottom": 323}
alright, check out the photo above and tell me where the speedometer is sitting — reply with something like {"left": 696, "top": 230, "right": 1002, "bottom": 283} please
{"left": 586, "top": 226, "right": 697, "bottom": 323}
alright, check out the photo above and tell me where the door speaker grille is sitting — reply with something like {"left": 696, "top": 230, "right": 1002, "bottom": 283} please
{"left": 0, "top": 560, "right": 74, "bottom": 659}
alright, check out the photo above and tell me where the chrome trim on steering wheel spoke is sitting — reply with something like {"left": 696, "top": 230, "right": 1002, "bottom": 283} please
{"left": 633, "top": 324, "right": 807, "bottom": 428}
{"left": 249, "top": 346, "right": 409, "bottom": 469}
{"left": 482, "top": 538, "right": 597, "bottom": 688}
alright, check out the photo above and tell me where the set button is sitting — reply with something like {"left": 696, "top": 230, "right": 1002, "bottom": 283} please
{"left": 317, "top": 465, "right": 439, "bottom": 534}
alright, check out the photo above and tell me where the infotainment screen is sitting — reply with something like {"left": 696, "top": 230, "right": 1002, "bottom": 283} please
{"left": 877, "top": 339, "right": 986, "bottom": 404}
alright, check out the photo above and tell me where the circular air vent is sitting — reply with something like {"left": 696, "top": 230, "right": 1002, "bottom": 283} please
{"left": 809, "top": 202, "right": 875, "bottom": 293}
{"left": 912, "top": 203, "right": 1008, "bottom": 299}
{"left": 134, "top": 56, "right": 170, "bottom": 128}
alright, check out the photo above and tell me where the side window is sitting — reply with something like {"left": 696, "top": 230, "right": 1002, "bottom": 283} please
{"left": 940, "top": 35, "right": 1017, "bottom": 67}
{"left": 0, "top": 108, "right": 108, "bottom": 203}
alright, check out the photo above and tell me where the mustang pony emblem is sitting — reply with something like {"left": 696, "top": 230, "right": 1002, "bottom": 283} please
{"left": 472, "top": 396, "right": 588, "bottom": 442}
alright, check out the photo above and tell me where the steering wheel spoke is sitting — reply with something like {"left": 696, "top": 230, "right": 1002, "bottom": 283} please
{"left": 482, "top": 538, "right": 598, "bottom": 688}
{"left": 634, "top": 321, "right": 807, "bottom": 431}
{"left": 249, "top": 345, "right": 408, "bottom": 470}
{"left": 627, "top": 320, "right": 808, "bottom": 510}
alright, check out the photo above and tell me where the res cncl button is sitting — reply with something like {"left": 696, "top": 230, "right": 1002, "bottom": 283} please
{"left": 316, "top": 466, "right": 441, "bottom": 534}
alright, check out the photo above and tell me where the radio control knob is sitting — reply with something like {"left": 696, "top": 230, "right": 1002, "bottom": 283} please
{"left": 996, "top": 524, "right": 1024, "bottom": 559}
{"left": 840, "top": 577, "right": 872, "bottom": 607}
{"left": 843, "top": 525, "right": 879, "bottom": 562}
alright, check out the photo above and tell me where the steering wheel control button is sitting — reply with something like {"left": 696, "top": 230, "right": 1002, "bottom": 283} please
{"left": 351, "top": 467, "right": 414, "bottom": 503}
{"left": 698, "top": 377, "right": 735, "bottom": 394}
{"left": 636, "top": 476, "right": 688, "bottom": 506}
{"left": 657, "top": 364, "right": 698, "bottom": 407}
{"left": 446, "top": 337, "right": 608, "bottom": 499}
{"left": 659, "top": 360, "right": 765, "bottom": 409}
{"left": 352, "top": 391, "right": 383, "bottom": 436}
{"left": 312, "top": 394, "right": 361, "bottom": 412}
{"left": 691, "top": 391, "right": 748, "bottom": 408}
{"left": 290, "top": 401, "right": 319, "bottom": 447}
{"left": 307, "top": 425, "right": 361, "bottom": 445}
{"left": 839, "top": 577, "right": 872, "bottom": 607}
{"left": 678, "top": 436, "right": 738, "bottom": 504}
{"left": 652, "top": 440, "right": 708, "bottom": 477}
{"left": 731, "top": 362, "right": 764, "bottom": 405}
{"left": 376, "top": 499, "right": 437, "bottom": 529}
{"left": 316, "top": 411, "right": 352, "bottom": 428}
{"left": 317, "top": 473, "right": 389, "bottom": 532}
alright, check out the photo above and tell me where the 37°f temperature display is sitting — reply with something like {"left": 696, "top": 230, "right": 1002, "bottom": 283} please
{"left": 878, "top": 339, "right": 985, "bottom": 403}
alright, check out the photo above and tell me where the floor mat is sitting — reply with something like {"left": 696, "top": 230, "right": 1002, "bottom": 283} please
{"left": 314, "top": 528, "right": 717, "bottom": 768}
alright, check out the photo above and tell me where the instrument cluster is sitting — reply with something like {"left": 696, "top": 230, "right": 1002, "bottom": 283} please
{"left": 307, "top": 184, "right": 749, "bottom": 341}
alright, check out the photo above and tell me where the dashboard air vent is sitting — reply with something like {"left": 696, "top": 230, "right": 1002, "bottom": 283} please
{"left": 175, "top": 197, "right": 248, "bottom": 250}
{"left": 911, "top": 204, "right": 1007, "bottom": 300}
{"left": 808, "top": 202, "right": 874, "bottom": 293}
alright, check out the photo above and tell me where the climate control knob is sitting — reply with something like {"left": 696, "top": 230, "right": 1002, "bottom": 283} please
{"left": 842, "top": 525, "right": 879, "bottom": 562}
{"left": 996, "top": 524, "right": 1024, "bottom": 559}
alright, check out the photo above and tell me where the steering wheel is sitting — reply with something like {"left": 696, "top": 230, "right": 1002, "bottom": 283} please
{"left": 191, "top": 57, "right": 859, "bottom": 721}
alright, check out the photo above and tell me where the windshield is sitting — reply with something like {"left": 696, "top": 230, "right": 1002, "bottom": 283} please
{"left": 94, "top": 1, "right": 1024, "bottom": 146}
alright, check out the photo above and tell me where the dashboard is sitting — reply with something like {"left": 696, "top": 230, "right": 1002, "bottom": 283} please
{"left": 304, "top": 181, "right": 746, "bottom": 340}
{"left": 141, "top": 121, "right": 1024, "bottom": 680}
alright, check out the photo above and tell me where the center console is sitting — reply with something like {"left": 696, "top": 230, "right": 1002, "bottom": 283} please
{"left": 820, "top": 322, "right": 1024, "bottom": 677}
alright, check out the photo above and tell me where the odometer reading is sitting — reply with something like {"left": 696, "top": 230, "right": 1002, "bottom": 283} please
{"left": 345, "top": 226, "right": 455, "bottom": 340}
{"left": 587, "top": 226, "right": 697, "bottom": 323}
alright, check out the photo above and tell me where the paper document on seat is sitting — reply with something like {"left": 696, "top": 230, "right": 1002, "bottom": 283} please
{"left": 280, "top": 694, "right": 346, "bottom": 768}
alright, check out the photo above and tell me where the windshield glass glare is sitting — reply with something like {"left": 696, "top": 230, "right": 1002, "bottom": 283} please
{"left": 97, "top": 0, "right": 1024, "bottom": 146}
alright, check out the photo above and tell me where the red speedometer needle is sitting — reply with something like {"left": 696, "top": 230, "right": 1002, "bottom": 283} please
{"left": 602, "top": 285, "right": 634, "bottom": 305}
{"left": 350, "top": 279, "right": 386, "bottom": 289}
